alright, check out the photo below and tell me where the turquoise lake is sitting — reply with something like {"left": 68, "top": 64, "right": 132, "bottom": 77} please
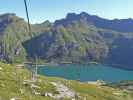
{"left": 36, "top": 64, "right": 133, "bottom": 82}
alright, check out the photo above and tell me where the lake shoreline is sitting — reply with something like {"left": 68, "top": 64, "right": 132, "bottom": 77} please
{"left": 36, "top": 63, "right": 133, "bottom": 82}
{"left": 27, "top": 61, "right": 133, "bottom": 71}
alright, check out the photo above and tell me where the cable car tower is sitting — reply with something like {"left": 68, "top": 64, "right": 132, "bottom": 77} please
{"left": 23, "top": 0, "right": 38, "bottom": 82}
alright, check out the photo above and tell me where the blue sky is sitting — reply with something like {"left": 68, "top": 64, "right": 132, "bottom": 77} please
{"left": 0, "top": 0, "right": 132, "bottom": 23}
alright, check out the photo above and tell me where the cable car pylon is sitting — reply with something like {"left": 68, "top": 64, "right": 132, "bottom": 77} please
{"left": 23, "top": 0, "right": 37, "bottom": 82}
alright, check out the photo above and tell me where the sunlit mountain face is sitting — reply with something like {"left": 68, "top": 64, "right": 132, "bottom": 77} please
{"left": 0, "top": 12, "right": 133, "bottom": 69}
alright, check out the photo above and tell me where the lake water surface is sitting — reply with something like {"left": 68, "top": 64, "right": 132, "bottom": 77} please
{"left": 37, "top": 64, "right": 133, "bottom": 82}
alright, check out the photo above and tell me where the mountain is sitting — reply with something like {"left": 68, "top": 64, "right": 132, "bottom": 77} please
{"left": 24, "top": 19, "right": 109, "bottom": 63}
{"left": 0, "top": 12, "right": 133, "bottom": 68}
{"left": 23, "top": 12, "right": 133, "bottom": 68}
{"left": 0, "top": 13, "right": 51, "bottom": 63}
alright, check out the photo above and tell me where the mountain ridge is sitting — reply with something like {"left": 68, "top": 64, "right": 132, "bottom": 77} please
{"left": 0, "top": 12, "right": 133, "bottom": 69}
{"left": 54, "top": 12, "right": 133, "bottom": 32}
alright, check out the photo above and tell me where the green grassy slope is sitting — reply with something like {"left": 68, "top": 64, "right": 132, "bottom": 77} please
{"left": 0, "top": 63, "right": 133, "bottom": 100}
